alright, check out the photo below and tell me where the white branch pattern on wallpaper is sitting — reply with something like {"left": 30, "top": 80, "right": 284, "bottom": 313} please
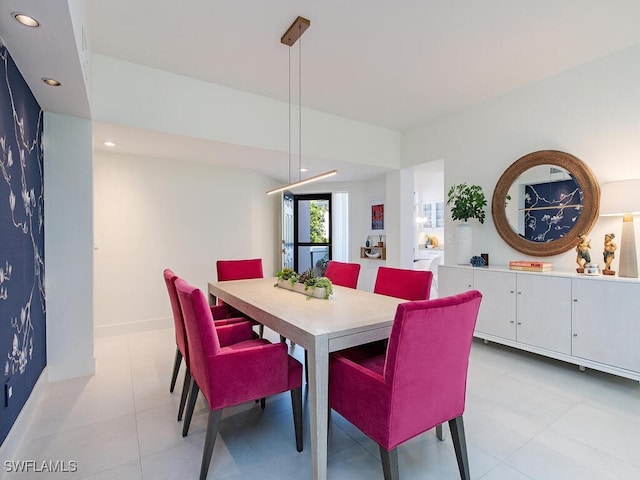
{"left": 1, "top": 43, "right": 45, "bottom": 377}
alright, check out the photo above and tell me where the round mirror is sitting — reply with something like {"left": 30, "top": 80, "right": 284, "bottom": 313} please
{"left": 492, "top": 150, "right": 600, "bottom": 256}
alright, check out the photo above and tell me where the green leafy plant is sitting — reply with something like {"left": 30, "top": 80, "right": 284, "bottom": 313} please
{"left": 275, "top": 267, "right": 333, "bottom": 299}
{"left": 315, "top": 255, "right": 329, "bottom": 276}
{"left": 446, "top": 183, "right": 487, "bottom": 224}
{"left": 275, "top": 267, "right": 299, "bottom": 286}
{"left": 303, "top": 276, "right": 334, "bottom": 300}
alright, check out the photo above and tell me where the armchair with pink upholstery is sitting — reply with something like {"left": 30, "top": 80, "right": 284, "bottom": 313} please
{"left": 373, "top": 266, "right": 433, "bottom": 301}
{"left": 324, "top": 260, "right": 361, "bottom": 289}
{"left": 329, "top": 290, "right": 482, "bottom": 480}
{"left": 176, "top": 279, "right": 303, "bottom": 480}
{"left": 163, "top": 269, "right": 250, "bottom": 421}
{"left": 216, "top": 258, "right": 265, "bottom": 337}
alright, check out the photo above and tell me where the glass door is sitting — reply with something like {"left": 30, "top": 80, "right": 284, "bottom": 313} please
{"left": 281, "top": 191, "right": 294, "bottom": 269}
{"left": 294, "top": 194, "right": 331, "bottom": 276}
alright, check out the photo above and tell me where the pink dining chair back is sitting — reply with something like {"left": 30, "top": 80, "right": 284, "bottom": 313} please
{"left": 216, "top": 258, "right": 264, "bottom": 281}
{"left": 163, "top": 268, "right": 188, "bottom": 364}
{"left": 383, "top": 290, "right": 482, "bottom": 448}
{"left": 324, "top": 260, "right": 361, "bottom": 289}
{"left": 175, "top": 278, "right": 222, "bottom": 403}
{"left": 373, "top": 266, "right": 433, "bottom": 301}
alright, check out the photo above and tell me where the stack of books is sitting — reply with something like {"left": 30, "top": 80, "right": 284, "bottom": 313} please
{"left": 508, "top": 260, "right": 554, "bottom": 272}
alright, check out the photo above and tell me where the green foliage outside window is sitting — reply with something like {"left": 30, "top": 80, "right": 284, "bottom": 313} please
{"left": 310, "top": 201, "right": 328, "bottom": 242}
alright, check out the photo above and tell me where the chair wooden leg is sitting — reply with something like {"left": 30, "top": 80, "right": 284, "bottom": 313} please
{"left": 304, "top": 349, "right": 309, "bottom": 385}
{"left": 170, "top": 348, "right": 182, "bottom": 393}
{"left": 260, "top": 397, "right": 266, "bottom": 409}
{"left": 379, "top": 445, "right": 399, "bottom": 480}
{"left": 290, "top": 387, "right": 303, "bottom": 452}
{"left": 177, "top": 368, "right": 191, "bottom": 421}
{"left": 436, "top": 423, "right": 445, "bottom": 441}
{"left": 182, "top": 379, "right": 200, "bottom": 437}
{"left": 199, "top": 409, "right": 223, "bottom": 480}
{"left": 448, "top": 415, "right": 471, "bottom": 480}
{"left": 258, "top": 324, "right": 264, "bottom": 338}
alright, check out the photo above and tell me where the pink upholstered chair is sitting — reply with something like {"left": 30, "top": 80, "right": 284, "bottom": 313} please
{"left": 329, "top": 290, "right": 482, "bottom": 480}
{"left": 216, "top": 258, "right": 265, "bottom": 337}
{"left": 373, "top": 266, "right": 433, "bottom": 301}
{"left": 163, "top": 269, "right": 250, "bottom": 421}
{"left": 176, "top": 279, "right": 303, "bottom": 480}
{"left": 325, "top": 260, "right": 361, "bottom": 289}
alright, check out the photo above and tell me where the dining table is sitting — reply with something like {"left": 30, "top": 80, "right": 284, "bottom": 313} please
{"left": 208, "top": 277, "right": 405, "bottom": 480}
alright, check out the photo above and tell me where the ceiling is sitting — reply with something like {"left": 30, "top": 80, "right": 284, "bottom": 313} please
{"left": 3, "top": 1, "right": 640, "bottom": 182}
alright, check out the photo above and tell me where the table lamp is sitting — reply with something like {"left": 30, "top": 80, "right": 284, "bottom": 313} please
{"left": 600, "top": 179, "right": 640, "bottom": 278}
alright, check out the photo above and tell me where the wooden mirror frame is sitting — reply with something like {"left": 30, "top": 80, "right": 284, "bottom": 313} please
{"left": 491, "top": 150, "right": 600, "bottom": 257}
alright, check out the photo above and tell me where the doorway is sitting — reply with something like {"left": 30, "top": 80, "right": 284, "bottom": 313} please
{"left": 293, "top": 194, "right": 332, "bottom": 276}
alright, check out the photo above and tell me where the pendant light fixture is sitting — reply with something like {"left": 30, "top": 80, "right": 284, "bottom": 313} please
{"left": 267, "top": 16, "right": 337, "bottom": 195}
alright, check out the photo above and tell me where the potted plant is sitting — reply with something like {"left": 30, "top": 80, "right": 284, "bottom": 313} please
{"left": 446, "top": 183, "right": 487, "bottom": 264}
{"left": 274, "top": 267, "right": 333, "bottom": 299}
{"left": 446, "top": 183, "right": 487, "bottom": 224}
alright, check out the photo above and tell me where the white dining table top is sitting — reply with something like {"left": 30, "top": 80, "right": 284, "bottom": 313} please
{"left": 209, "top": 276, "right": 405, "bottom": 340}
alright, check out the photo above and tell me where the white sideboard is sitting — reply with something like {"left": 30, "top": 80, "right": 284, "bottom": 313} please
{"left": 439, "top": 265, "right": 640, "bottom": 382}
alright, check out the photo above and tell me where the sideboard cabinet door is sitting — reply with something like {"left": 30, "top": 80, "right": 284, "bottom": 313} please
{"left": 473, "top": 269, "right": 517, "bottom": 340}
{"left": 516, "top": 274, "right": 572, "bottom": 354}
{"left": 439, "top": 265, "right": 473, "bottom": 297}
{"left": 572, "top": 277, "right": 640, "bottom": 373}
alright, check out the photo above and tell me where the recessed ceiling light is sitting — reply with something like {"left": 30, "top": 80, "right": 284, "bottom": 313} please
{"left": 299, "top": 168, "right": 308, "bottom": 172}
{"left": 13, "top": 13, "right": 39, "bottom": 28}
{"left": 103, "top": 141, "right": 116, "bottom": 147}
{"left": 42, "top": 78, "right": 61, "bottom": 87}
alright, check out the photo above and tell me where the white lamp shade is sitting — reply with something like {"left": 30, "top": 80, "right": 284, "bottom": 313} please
{"left": 600, "top": 179, "right": 640, "bottom": 216}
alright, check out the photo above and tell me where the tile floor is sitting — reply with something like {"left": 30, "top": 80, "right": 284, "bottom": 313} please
{"left": 3, "top": 327, "right": 640, "bottom": 479}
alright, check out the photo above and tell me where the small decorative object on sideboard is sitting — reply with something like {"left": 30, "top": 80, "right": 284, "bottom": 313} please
{"left": 509, "top": 260, "right": 553, "bottom": 272}
{"left": 377, "top": 234, "right": 384, "bottom": 247}
{"left": 575, "top": 233, "right": 591, "bottom": 273}
{"left": 603, "top": 232, "right": 617, "bottom": 275}
{"left": 470, "top": 256, "right": 485, "bottom": 267}
{"left": 584, "top": 263, "right": 600, "bottom": 275}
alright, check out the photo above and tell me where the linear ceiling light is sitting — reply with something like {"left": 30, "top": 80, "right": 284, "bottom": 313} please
{"left": 267, "top": 169, "right": 337, "bottom": 195}
{"left": 267, "top": 16, "right": 337, "bottom": 195}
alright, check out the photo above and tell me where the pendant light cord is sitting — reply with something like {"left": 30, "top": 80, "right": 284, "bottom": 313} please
{"left": 299, "top": 38, "right": 302, "bottom": 182}
{"left": 288, "top": 48, "right": 291, "bottom": 184}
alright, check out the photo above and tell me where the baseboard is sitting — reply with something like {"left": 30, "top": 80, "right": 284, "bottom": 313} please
{"left": 0, "top": 367, "right": 48, "bottom": 475}
{"left": 94, "top": 316, "right": 172, "bottom": 338}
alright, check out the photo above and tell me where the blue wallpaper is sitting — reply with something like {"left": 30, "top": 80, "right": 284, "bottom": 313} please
{"left": 523, "top": 178, "right": 582, "bottom": 242}
{"left": 0, "top": 42, "right": 46, "bottom": 445}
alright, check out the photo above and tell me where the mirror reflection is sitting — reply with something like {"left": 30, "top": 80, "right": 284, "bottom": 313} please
{"left": 491, "top": 150, "right": 600, "bottom": 257}
{"left": 505, "top": 164, "right": 583, "bottom": 242}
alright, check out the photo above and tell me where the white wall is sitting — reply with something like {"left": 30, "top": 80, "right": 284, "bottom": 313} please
{"left": 403, "top": 44, "right": 640, "bottom": 271}
{"left": 91, "top": 55, "right": 401, "bottom": 170}
{"left": 44, "top": 113, "right": 95, "bottom": 380}
{"left": 93, "top": 152, "right": 279, "bottom": 334}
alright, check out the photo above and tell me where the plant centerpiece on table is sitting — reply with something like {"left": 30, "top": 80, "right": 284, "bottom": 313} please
{"left": 275, "top": 267, "right": 299, "bottom": 286}
{"left": 446, "top": 183, "right": 487, "bottom": 265}
{"left": 274, "top": 267, "right": 333, "bottom": 300}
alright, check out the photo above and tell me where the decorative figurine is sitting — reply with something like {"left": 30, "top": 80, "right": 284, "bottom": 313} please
{"left": 603, "top": 233, "right": 617, "bottom": 275}
{"left": 575, "top": 234, "right": 591, "bottom": 273}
